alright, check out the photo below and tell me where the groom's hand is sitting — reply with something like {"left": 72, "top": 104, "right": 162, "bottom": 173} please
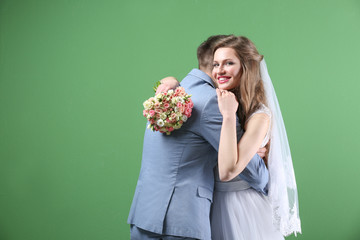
{"left": 155, "top": 77, "right": 179, "bottom": 94}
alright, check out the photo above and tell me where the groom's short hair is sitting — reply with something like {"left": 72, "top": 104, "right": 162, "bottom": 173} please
{"left": 197, "top": 35, "right": 230, "bottom": 71}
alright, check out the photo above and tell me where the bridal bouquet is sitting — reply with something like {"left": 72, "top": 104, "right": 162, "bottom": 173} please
{"left": 143, "top": 87, "right": 193, "bottom": 135}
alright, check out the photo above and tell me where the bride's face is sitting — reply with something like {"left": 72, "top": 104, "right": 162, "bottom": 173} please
{"left": 212, "top": 47, "right": 242, "bottom": 90}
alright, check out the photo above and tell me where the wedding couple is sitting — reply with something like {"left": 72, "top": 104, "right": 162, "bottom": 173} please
{"left": 128, "top": 35, "right": 301, "bottom": 240}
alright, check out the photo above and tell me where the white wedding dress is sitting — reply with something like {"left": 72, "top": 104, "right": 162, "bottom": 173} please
{"left": 211, "top": 105, "right": 284, "bottom": 240}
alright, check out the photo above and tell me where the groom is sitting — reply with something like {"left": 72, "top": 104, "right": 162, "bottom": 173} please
{"left": 128, "top": 35, "right": 269, "bottom": 240}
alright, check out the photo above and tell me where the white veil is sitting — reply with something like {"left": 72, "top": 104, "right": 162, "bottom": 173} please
{"left": 260, "top": 59, "right": 302, "bottom": 236}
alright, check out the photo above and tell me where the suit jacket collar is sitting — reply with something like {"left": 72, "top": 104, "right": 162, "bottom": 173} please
{"left": 188, "top": 69, "right": 215, "bottom": 88}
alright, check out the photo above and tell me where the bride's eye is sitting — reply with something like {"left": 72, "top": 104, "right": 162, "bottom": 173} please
{"left": 213, "top": 63, "right": 219, "bottom": 67}
{"left": 226, "top": 62, "right": 234, "bottom": 66}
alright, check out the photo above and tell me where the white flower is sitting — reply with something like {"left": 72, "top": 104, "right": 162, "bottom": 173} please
{"left": 181, "top": 115, "right": 188, "bottom": 122}
{"left": 143, "top": 100, "right": 153, "bottom": 109}
{"left": 168, "top": 89, "right": 174, "bottom": 95}
{"left": 174, "top": 107, "right": 179, "bottom": 113}
{"left": 156, "top": 93, "right": 163, "bottom": 100}
{"left": 160, "top": 113, "right": 167, "bottom": 119}
{"left": 171, "top": 97, "right": 178, "bottom": 104}
{"left": 157, "top": 119, "right": 164, "bottom": 127}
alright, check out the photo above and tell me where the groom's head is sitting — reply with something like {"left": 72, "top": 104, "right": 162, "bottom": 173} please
{"left": 197, "top": 35, "right": 230, "bottom": 75}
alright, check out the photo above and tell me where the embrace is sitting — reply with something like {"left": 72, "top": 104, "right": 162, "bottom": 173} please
{"left": 128, "top": 35, "right": 301, "bottom": 240}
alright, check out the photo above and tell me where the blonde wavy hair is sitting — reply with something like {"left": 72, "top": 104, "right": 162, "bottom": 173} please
{"left": 213, "top": 35, "right": 267, "bottom": 127}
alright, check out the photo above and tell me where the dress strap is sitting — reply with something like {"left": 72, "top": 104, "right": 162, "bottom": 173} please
{"left": 246, "top": 104, "right": 272, "bottom": 123}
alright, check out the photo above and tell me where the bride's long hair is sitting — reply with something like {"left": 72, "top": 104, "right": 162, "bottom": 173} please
{"left": 214, "top": 36, "right": 302, "bottom": 236}
{"left": 213, "top": 35, "right": 267, "bottom": 128}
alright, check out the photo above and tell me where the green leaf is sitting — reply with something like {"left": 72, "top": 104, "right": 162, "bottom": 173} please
{"left": 153, "top": 80, "right": 161, "bottom": 92}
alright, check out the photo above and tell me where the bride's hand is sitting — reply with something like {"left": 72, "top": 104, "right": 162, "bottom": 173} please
{"left": 156, "top": 77, "right": 179, "bottom": 94}
{"left": 216, "top": 89, "right": 238, "bottom": 117}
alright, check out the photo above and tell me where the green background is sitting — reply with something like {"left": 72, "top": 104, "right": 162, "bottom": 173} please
{"left": 1, "top": 0, "right": 359, "bottom": 239}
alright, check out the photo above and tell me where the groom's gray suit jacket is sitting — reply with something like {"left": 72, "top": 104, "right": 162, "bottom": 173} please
{"left": 128, "top": 69, "right": 269, "bottom": 240}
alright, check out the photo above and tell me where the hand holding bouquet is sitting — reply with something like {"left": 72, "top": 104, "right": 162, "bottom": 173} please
{"left": 143, "top": 87, "right": 193, "bottom": 135}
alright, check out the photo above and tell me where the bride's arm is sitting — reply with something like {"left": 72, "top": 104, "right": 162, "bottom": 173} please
{"left": 217, "top": 89, "right": 270, "bottom": 182}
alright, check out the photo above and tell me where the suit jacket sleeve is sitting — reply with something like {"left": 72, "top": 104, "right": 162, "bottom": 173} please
{"left": 201, "top": 94, "right": 269, "bottom": 194}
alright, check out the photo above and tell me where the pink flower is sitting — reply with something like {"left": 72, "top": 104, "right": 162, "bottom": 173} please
{"left": 177, "top": 102, "right": 183, "bottom": 108}
{"left": 167, "top": 127, "right": 174, "bottom": 132}
{"left": 175, "top": 87, "right": 186, "bottom": 96}
{"left": 179, "top": 106, "right": 185, "bottom": 113}
{"left": 170, "top": 113, "right": 177, "bottom": 119}
{"left": 155, "top": 108, "right": 163, "bottom": 114}
{"left": 185, "top": 108, "right": 192, "bottom": 116}
{"left": 188, "top": 99, "right": 194, "bottom": 108}
{"left": 149, "top": 110, "right": 155, "bottom": 117}
{"left": 164, "top": 103, "right": 170, "bottom": 109}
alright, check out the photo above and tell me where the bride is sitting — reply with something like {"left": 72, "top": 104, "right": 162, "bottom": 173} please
{"left": 157, "top": 34, "right": 301, "bottom": 240}
{"left": 210, "top": 35, "right": 301, "bottom": 239}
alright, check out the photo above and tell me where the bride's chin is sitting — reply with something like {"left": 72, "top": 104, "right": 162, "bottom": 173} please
{"left": 218, "top": 86, "right": 230, "bottom": 91}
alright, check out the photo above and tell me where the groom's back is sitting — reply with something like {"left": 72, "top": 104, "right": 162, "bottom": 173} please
{"left": 128, "top": 69, "right": 226, "bottom": 240}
